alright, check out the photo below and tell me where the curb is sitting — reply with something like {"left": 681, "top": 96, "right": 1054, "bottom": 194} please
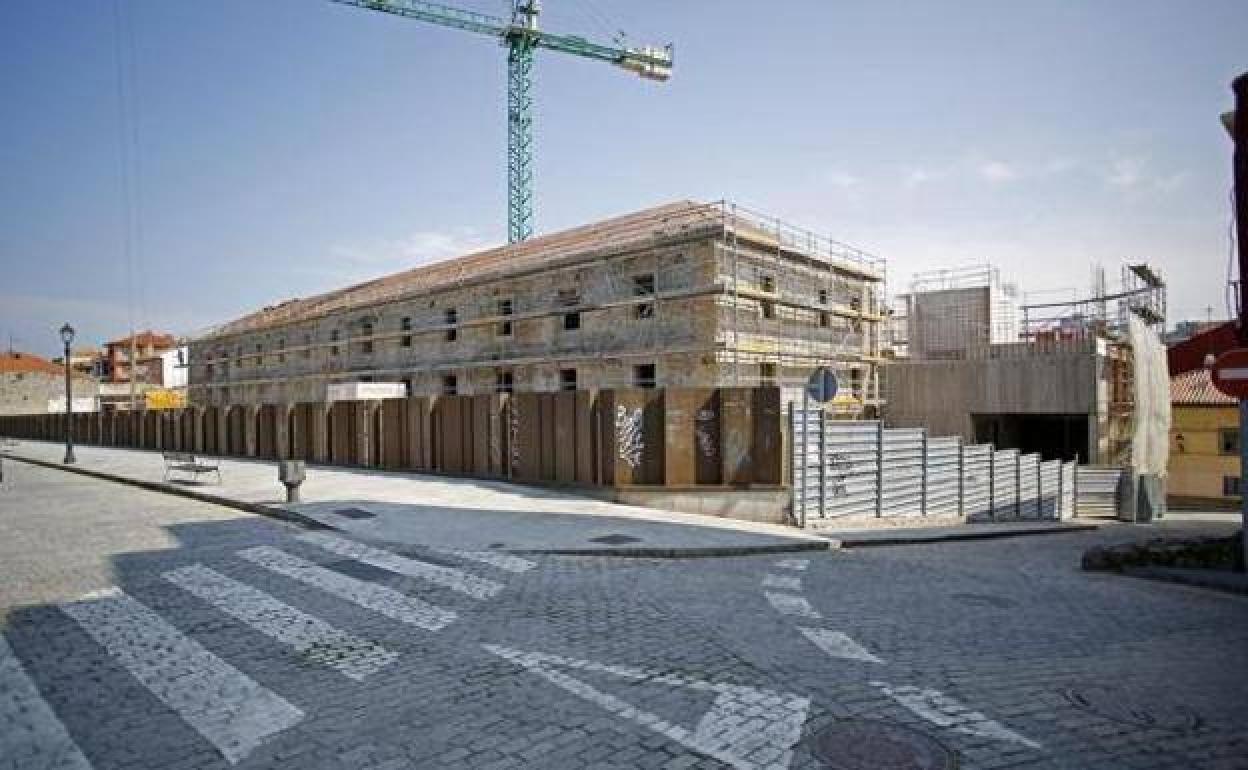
{"left": 3, "top": 453, "right": 331, "bottom": 532}
{"left": 829, "top": 523, "right": 1100, "bottom": 548}
{"left": 1120, "top": 566, "right": 1248, "bottom": 597}
{"left": 512, "top": 540, "right": 834, "bottom": 559}
{"left": 3, "top": 453, "right": 832, "bottom": 559}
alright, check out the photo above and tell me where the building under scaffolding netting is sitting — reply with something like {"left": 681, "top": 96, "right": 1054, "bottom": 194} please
{"left": 884, "top": 262, "right": 1169, "bottom": 469}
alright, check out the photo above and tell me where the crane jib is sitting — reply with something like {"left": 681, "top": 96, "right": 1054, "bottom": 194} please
{"left": 325, "top": 0, "right": 673, "bottom": 241}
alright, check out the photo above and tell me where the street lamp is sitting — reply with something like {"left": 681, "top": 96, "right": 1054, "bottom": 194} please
{"left": 59, "top": 322, "right": 75, "bottom": 465}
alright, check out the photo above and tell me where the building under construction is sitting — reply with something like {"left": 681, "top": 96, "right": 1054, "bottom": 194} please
{"left": 885, "top": 264, "right": 1167, "bottom": 466}
{"left": 189, "top": 201, "right": 886, "bottom": 413}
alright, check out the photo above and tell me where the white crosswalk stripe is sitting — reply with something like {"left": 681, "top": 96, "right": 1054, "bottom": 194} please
{"left": 429, "top": 547, "right": 536, "bottom": 573}
{"left": 238, "top": 546, "right": 455, "bottom": 631}
{"left": 797, "top": 627, "right": 883, "bottom": 664}
{"left": 0, "top": 634, "right": 93, "bottom": 770}
{"left": 761, "top": 573, "right": 802, "bottom": 591}
{"left": 297, "top": 533, "right": 503, "bottom": 600}
{"left": 59, "top": 587, "right": 303, "bottom": 765}
{"left": 763, "top": 592, "right": 822, "bottom": 619}
{"left": 871, "top": 681, "right": 1041, "bottom": 749}
{"left": 773, "top": 558, "right": 809, "bottom": 571}
{"left": 163, "top": 564, "right": 397, "bottom": 681}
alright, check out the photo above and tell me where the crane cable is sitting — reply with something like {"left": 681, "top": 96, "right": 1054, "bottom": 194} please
{"left": 111, "top": 0, "right": 148, "bottom": 374}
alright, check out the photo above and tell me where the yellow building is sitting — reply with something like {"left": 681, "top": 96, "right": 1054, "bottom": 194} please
{"left": 1169, "top": 368, "right": 1239, "bottom": 508}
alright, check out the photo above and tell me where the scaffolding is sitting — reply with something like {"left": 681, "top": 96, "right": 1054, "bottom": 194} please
{"left": 1020, "top": 262, "right": 1166, "bottom": 343}
{"left": 715, "top": 202, "right": 887, "bottom": 414}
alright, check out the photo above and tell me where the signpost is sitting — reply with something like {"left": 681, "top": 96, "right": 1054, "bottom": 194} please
{"left": 796, "top": 368, "right": 839, "bottom": 528}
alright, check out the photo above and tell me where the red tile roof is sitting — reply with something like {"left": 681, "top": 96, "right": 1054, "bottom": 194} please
{"left": 106, "top": 330, "right": 176, "bottom": 349}
{"left": 0, "top": 351, "right": 61, "bottom": 375}
{"left": 1171, "top": 368, "right": 1237, "bottom": 406}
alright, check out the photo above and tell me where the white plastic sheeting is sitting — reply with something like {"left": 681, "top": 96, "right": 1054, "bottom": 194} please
{"left": 1127, "top": 317, "right": 1171, "bottom": 477}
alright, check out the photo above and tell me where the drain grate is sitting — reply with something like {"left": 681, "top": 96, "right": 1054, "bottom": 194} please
{"left": 1061, "top": 686, "right": 1203, "bottom": 733}
{"left": 332, "top": 507, "right": 376, "bottom": 520}
{"left": 950, "top": 592, "right": 1016, "bottom": 609}
{"left": 810, "top": 719, "right": 956, "bottom": 770}
{"left": 588, "top": 534, "right": 642, "bottom": 545}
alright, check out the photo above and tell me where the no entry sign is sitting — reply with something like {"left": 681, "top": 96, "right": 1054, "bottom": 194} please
{"left": 1211, "top": 348, "right": 1248, "bottom": 399}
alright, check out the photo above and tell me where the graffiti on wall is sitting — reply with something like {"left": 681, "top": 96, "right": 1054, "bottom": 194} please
{"left": 615, "top": 405, "right": 644, "bottom": 469}
{"left": 694, "top": 408, "right": 717, "bottom": 460}
{"left": 509, "top": 402, "right": 521, "bottom": 471}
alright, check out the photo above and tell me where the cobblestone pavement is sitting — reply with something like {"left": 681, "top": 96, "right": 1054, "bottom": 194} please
{"left": 2, "top": 461, "right": 1247, "bottom": 769}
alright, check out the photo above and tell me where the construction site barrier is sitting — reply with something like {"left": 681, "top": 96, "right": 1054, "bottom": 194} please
{"left": 0, "top": 387, "right": 784, "bottom": 490}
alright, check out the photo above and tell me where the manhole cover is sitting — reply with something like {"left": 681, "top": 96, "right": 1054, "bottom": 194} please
{"left": 589, "top": 534, "right": 642, "bottom": 545}
{"left": 332, "top": 507, "right": 376, "bottom": 520}
{"left": 950, "top": 592, "right": 1016, "bottom": 609}
{"left": 1061, "top": 686, "right": 1202, "bottom": 732}
{"left": 810, "top": 719, "right": 957, "bottom": 770}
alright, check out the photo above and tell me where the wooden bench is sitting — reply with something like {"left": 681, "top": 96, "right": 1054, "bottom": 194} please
{"left": 162, "top": 452, "right": 221, "bottom": 484}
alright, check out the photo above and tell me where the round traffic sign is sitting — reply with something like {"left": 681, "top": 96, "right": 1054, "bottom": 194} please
{"left": 1211, "top": 348, "right": 1248, "bottom": 399}
{"left": 806, "top": 367, "right": 839, "bottom": 403}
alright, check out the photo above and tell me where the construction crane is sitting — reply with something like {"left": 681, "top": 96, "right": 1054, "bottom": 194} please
{"left": 329, "top": 0, "right": 673, "bottom": 243}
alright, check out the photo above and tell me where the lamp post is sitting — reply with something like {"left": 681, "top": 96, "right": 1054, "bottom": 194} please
{"left": 59, "top": 323, "right": 75, "bottom": 465}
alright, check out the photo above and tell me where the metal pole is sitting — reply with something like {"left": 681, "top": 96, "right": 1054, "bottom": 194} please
{"left": 818, "top": 406, "right": 826, "bottom": 522}
{"left": 989, "top": 450, "right": 997, "bottom": 522}
{"left": 799, "top": 391, "right": 809, "bottom": 527}
{"left": 63, "top": 338, "right": 75, "bottom": 464}
{"left": 1231, "top": 73, "right": 1248, "bottom": 570}
{"left": 875, "top": 418, "right": 885, "bottom": 518}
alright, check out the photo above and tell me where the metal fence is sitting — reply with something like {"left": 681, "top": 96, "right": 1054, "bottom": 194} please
{"left": 791, "top": 410, "right": 1105, "bottom": 523}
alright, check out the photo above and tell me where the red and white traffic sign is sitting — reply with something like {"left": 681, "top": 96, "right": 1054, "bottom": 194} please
{"left": 1211, "top": 348, "right": 1248, "bottom": 399}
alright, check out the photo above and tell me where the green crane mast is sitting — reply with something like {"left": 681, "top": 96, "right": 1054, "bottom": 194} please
{"left": 329, "top": 0, "right": 673, "bottom": 243}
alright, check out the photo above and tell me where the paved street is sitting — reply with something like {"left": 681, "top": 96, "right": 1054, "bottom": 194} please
{"left": 2, "top": 461, "right": 1247, "bottom": 769}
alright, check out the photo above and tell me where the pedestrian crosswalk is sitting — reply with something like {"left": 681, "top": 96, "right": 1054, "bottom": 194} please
{"left": 239, "top": 546, "right": 457, "bottom": 631}
{"left": 2, "top": 534, "right": 534, "bottom": 768}
{"left": 163, "top": 564, "right": 398, "bottom": 682}
{"left": 60, "top": 587, "right": 305, "bottom": 765}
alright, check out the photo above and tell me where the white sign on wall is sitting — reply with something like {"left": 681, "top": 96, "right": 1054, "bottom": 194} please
{"left": 326, "top": 382, "right": 407, "bottom": 402}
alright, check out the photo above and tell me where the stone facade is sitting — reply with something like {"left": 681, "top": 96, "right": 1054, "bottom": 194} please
{"left": 0, "top": 352, "right": 98, "bottom": 416}
{"left": 189, "top": 202, "right": 886, "bottom": 412}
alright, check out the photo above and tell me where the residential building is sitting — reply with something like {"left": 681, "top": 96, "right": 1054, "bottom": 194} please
{"left": 0, "top": 351, "right": 99, "bottom": 415}
{"left": 1169, "top": 367, "right": 1239, "bottom": 508}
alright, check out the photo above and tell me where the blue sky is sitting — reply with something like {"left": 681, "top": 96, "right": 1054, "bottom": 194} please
{"left": 1, "top": 0, "right": 1245, "bottom": 356}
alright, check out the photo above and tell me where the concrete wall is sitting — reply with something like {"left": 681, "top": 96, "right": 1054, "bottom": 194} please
{"left": 0, "top": 371, "right": 98, "bottom": 416}
{"left": 885, "top": 350, "right": 1101, "bottom": 454}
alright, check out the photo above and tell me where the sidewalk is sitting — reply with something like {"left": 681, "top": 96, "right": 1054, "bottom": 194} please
{"left": 0, "top": 441, "right": 829, "bottom": 557}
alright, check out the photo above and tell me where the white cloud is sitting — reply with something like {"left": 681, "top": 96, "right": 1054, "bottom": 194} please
{"left": 331, "top": 228, "right": 494, "bottom": 271}
{"left": 1104, "top": 156, "right": 1188, "bottom": 193}
{"left": 825, "top": 170, "right": 859, "bottom": 189}
{"left": 903, "top": 168, "right": 934, "bottom": 189}
{"left": 978, "top": 161, "right": 1018, "bottom": 183}
{"left": 1106, "top": 157, "right": 1144, "bottom": 188}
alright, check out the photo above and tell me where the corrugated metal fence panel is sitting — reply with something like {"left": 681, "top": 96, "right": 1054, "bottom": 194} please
{"left": 1076, "top": 466, "right": 1122, "bottom": 517}
{"left": 822, "top": 420, "right": 880, "bottom": 518}
{"left": 962, "top": 444, "right": 993, "bottom": 521}
{"left": 992, "top": 449, "right": 1019, "bottom": 520}
{"left": 790, "top": 412, "right": 819, "bottom": 518}
{"left": 881, "top": 427, "right": 924, "bottom": 516}
{"left": 1040, "top": 459, "right": 1062, "bottom": 519}
{"left": 1018, "top": 453, "right": 1041, "bottom": 519}
{"left": 925, "top": 436, "right": 961, "bottom": 516}
{"left": 1060, "top": 461, "right": 1076, "bottom": 519}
